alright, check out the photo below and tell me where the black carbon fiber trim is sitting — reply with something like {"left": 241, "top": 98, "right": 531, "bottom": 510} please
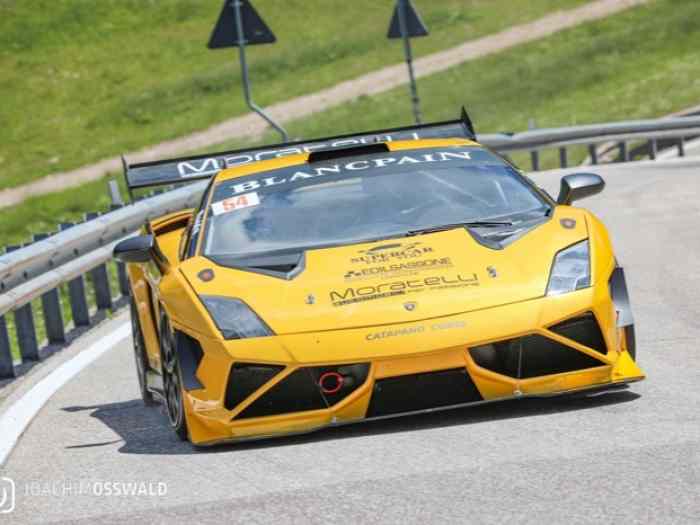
{"left": 549, "top": 313, "right": 607, "bottom": 355}
{"left": 174, "top": 331, "right": 204, "bottom": 391}
{"left": 366, "top": 368, "right": 483, "bottom": 418}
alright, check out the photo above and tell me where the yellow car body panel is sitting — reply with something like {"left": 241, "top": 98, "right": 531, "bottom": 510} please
{"left": 125, "top": 137, "right": 645, "bottom": 446}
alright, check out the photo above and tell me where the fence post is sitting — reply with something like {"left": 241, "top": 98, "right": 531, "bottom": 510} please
{"left": 588, "top": 144, "right": 598, "bottom": 165}
{"left": 528, "top": 119, "right": 539, "bottom": 171}
{"left": 0, "top": 315, "right": 15, "bottom": 378}
{"left": 677, "top": 137, "right": 685, "bottom": 157}
{"left": 59, "top": 223, "right": 91, "bottom": 327}
{"left": 559, "top": 147, "right": 568, "bottom": 169}
{"left": 85, "top": 213, "right": 113, "bottom": 311}
{"left": 33, "top": 233, "right": 66, "bottom": 345}
{"left": 6, "top": 245, "right": 39, "bottom": 361}
{"left": 618, "top": 142, "right": 629, "bottom": 162}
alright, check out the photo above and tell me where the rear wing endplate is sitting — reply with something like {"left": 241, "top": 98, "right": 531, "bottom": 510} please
{"left": 123, "top": 108, "right": 476, "bottom": 196}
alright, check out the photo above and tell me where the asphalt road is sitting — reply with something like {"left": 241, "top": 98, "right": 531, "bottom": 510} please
{"left": 2, "top": 160, "right": 699, "bottom": 524}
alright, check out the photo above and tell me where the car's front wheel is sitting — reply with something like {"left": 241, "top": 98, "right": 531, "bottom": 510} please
{"left": 159, "top": 314, "right": 189, "bottom": 441}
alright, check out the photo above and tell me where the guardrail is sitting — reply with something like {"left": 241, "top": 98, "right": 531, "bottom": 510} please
{"left": 1, "top": 115, "right": 698, "bottom": 381}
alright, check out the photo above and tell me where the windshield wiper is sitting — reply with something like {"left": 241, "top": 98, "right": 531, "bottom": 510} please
{"left": 406, "top": 221, "right": 514, "bottom": 237}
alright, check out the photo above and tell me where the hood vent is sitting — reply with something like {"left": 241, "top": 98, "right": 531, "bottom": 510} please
{"left": 208, "top": 252, "right": 305, "bottom": 280}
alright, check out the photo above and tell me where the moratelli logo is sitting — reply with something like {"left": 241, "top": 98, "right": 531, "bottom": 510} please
{"left": 178, "top": 158, "right": 222, "bottom": 179}
{"left": 330, "top": 273, "right": 480, "bottom": 307}
{"left": 176, "top": 132, "right": 427, "bottom": 178}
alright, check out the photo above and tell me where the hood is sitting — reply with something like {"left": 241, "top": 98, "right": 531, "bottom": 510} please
{"left": 180, "top": 208, "right": 588, "bottom": 335}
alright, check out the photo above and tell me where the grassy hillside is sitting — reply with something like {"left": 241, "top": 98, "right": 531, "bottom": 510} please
{"left": 0, "top": 0, "right": 587, "bottom": 191}
{"left": 2, "top": 0, "right": 700, "bottom": 250}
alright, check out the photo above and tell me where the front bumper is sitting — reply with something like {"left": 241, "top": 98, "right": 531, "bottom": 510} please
{"left": 176, "top": 286, "right": 645, "bottom": 445}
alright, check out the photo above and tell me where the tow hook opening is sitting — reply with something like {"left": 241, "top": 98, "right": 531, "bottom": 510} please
{"left": 318, "top": 372, "right": 344, "bottom": 394}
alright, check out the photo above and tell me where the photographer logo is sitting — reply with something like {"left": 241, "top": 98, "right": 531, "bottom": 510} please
{"left": 0, "top": 477, "right": 15, "bottom": 514}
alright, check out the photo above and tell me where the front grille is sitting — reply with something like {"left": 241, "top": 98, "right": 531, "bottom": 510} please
{"left": 366, "top": 368, "right": 483, "bottom": 418}
{"left": 548, "top": 313, "right": 607, "bottom": 354}
{"left": 469, "top": 333, "right": 606, "bottom": 379}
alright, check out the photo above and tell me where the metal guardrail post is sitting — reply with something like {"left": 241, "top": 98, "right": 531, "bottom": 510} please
{"left": 528, "top": 119, "right": 540, "bottom": 171}
{"left": 559, "top": 147, "right": 568, "bottom": 169}
{"left": 59, "top": 223, "right": 91, "bottom": 327}
{"left": 14, "top": 305, "right": 38, "bottom": 361}
{"left": 649, "top": 139, "right": 658, "bottom": 160}
{"left": 84, "top": 213, "right": 112, "bottom": 311}
{"left": 33, "top": 233, "right": 66, "bottom": 345}
{"left": 677, "top": 137, "right": 685, "bottom": 157}
{"left": 588, "top": 144, "right": 598, "bottom": 165}
{"left": 618, "top": 142, "right": 629, "bottom": 162}
{"left": 0, "top": 315, "right": 14, "bottom": 378}
{"left": 6, "top": 245, "right": 39, "bottom": 362}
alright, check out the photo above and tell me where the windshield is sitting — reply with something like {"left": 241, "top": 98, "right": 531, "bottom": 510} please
{"left": 201, "top": 146, "right": 549, "bottom": 258}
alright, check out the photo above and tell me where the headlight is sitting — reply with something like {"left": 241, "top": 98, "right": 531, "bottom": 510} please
{"left": 200, "top": 296, "right": 274, "bottom": 340}
{"left": 546, "top": 240, "right": 590, "bottom": 296}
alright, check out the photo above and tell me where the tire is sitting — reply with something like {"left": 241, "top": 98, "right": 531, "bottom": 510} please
{"left": 130, "top": 299, "right": 156, "bottom": 406}
{"left": 159, "top": 314, "right": 189, "bottom": 442}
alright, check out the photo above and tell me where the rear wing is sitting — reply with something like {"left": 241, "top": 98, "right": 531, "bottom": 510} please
{"left": 123, "top": 108, "right": 476, "bottom": 197}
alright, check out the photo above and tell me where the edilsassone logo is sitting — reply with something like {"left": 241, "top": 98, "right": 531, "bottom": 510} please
{"left": 0, "top": 477, "right": 15, "bottom": 514}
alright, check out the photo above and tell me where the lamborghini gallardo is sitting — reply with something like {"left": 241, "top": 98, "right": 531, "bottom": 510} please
{"left": 114, "top": 111, "right": 644, "bottom": 445}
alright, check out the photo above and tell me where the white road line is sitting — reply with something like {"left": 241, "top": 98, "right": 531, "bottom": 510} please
{"left": 0, "top": 322, "right": 131, "bottom": 466}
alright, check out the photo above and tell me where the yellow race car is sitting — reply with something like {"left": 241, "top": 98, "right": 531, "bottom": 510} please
{"left": 115, "top": 111, "right": 644, "bottom": 446}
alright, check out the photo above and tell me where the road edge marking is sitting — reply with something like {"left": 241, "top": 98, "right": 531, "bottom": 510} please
{"left": 0, "top": 322, "right": 131, "bottom": 466}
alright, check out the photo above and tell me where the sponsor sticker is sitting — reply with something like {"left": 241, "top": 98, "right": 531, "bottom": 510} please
{"left": 351, "top": 242, "right": 435, "bottom": 265}
{"left": 211, "top": 192, "right": 260, "bottom": 216}
{"left": 365, "top": 320, "right": 466, "bottom": 341}
{"left": 330, "top": 273, "right": 480, "bottom": 307}
{"left": 344, "top": 257, "right": 454, "bottom": 281}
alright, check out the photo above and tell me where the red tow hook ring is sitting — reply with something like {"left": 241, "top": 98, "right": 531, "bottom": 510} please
{"left": 318, "top": 372, "right": 344, "bottom": 395}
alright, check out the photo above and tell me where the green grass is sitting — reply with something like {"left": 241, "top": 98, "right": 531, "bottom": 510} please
{"left": 204, "top": 0, "right": 700, "bottom": 166}
{"left": 0, "top": 175, "right": 127, "bottom": 246}
{"left": 0, "top": 0, "right": 587, "bottom": 191}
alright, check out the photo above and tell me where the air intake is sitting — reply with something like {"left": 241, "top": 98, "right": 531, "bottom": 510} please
{"left": 469, "top": 334, "right": 606, "bottom": 379}
{"left": 234, "top": 363, "right": 370, "bottom": 419}
{"left": 548, "top": 313, "right": 607, "bottom": 355}
{"left": 307, "top": 143, "right": 390, "bottom": 163}
{"left": 224, "top": 363, "right": 284, "bottom": 411}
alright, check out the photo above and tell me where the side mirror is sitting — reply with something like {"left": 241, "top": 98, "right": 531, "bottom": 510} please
{"left": 556, "top": 173, "right": 605, "bottom": 205}
{"left": 113, "top": 235, "right": 154, "bottom": 263}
